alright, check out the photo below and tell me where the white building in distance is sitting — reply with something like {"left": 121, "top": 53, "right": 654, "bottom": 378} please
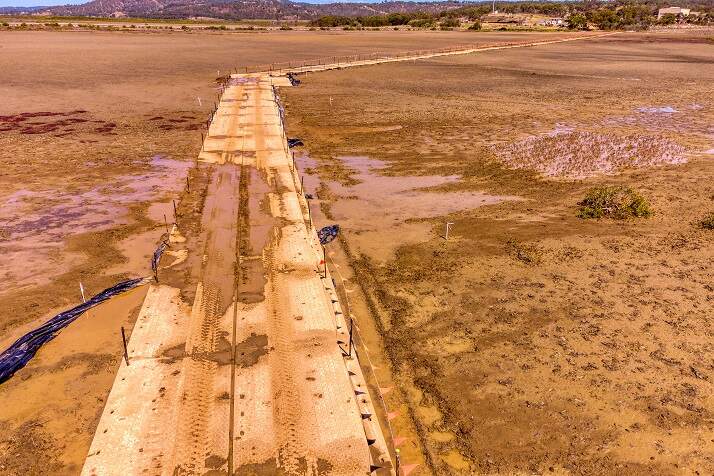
{"left": 658, "top": 7, "right": 691, "bottom": 19}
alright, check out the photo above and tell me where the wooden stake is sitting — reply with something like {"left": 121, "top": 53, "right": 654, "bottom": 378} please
{"left": 348, "top": 317, "right": 354, "bottom": 357}
{"left": 121, "top": 326, "right": 130, "bottom": 366}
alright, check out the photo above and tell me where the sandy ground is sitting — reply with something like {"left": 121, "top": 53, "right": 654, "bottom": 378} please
{"left": 0, "top": 29, "right": 546, "bottom": 475}
{"left": 284, "top": 30, "right": 714, "bottom": 474}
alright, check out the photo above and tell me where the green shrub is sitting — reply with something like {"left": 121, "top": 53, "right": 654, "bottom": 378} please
{"left": 578, "top": 185, "right": 652, "bottom": 219}
{"left": 280, "top": 25, "right": 293, "bottom": 30}
{"left": 440, "top": 17, "right": 461, "bottom": 29}
{"left": 699, "top": 212, "right": 714, "bottom": 230}
{"left": 468, "top": 21, "right": 482, "bottom": 30}
{"left": 408, "top": 18, "right": 433, "bottom": 28}
{"left": 567, "top": 13, "right": 588, "bottom": 30}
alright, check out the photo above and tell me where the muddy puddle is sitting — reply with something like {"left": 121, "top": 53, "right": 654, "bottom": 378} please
{"left": 296, "top": 154, "right": 515, "bottom": 262}
{"left": 0, "top": 155, "right": 191, "bottom": 293}
{"left": 603, "top": 103, "right": 713, "bottom": 136}
{"left": 237, "top": 167, "right": 273, "bottom": 304}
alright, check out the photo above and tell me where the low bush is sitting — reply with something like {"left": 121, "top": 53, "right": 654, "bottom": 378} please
{"left": 440, "top": 17, "right": 461, "bottom": 29}
{"left": 578, "top": 185, "right": 652, "bottom": 219}
{"left": 468, "top": 21, "right": 482, "bottom": 30}
{"left": 408, "top": 18, "right": 434, "bottom": 28}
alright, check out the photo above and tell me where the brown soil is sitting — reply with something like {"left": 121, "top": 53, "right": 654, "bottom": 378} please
{"left": 284, "top": 30, "right": 714, "bottom": 474}
{"left": 0, "top": 287, "right": 147, "bottom": 475}
{"left": 0, "top": 28, "right": 524, "bottom": 474}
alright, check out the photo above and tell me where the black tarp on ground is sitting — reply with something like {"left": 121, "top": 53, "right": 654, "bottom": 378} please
{"left": 0, "top": 238, "right": 170, "bottom": 384}
{"left": 318, "top": 224, "right": 340, "bottom": 245}
{"left": 0, "top": 277, "right": 146, "bottom": 384}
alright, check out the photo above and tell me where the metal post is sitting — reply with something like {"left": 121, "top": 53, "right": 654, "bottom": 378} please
{"left": 186, "top": 175, "right": 190, "bottom": 192}
{"left": 173, "top": 200, "right": 178, "bottom": 221}
{"left": 121, "top": 326, "right": 130, "bottom": 366}
{"left": 348, "top": 317, "right": 354, "bottom": 357}
{"left": 445, "top": 222, "right": 454, "bottom": 240}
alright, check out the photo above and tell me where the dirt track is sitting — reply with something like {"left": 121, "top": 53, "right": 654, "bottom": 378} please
{"left": 78, "top": 35, "right": 624, "bottom": 476}
{"left": 82, "top": 73, "right": 392, "bottom": 475}
{"left": 2, "top": 29, "right": 596, "bottom": 475}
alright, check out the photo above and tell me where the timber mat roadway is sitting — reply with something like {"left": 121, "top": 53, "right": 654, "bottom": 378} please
{"left": 81, "top": 33, "right": 612, "bottom": 476}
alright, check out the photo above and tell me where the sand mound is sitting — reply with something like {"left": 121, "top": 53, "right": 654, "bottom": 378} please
{"left": 494, "top": 131, "right": 687, "bottom": 178}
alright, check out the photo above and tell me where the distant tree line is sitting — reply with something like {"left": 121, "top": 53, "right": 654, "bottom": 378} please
{"left": 310, "top": 0, "right": 713, "bottom": 30}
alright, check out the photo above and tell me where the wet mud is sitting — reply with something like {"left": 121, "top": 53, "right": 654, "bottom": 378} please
{"left": 2, "top": 28, "right": 524, "bottom": 473}
{"left": 296, "top": 153, "right": 517, "bottom": 262}
{"left": 0, "top": 155, "right": 191, "bottom": 294}
{"left": 196, "top": 164, "right": 241, "bottom": 316}
{"left": 236, "top": 167, "right": 274, "bottom": 304}
{"left": 284, "top": 30, "right": 714, "bottom": 474}
{"left": 234, "top": 333, "right": 269, "bottom": 368}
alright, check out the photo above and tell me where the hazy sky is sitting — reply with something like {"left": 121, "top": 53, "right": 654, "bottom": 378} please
{"left": 1, "top": 0, "right": 459, "bottom": 7}
{"left": 2, "top": 0, "right": 457, "bottom": 6}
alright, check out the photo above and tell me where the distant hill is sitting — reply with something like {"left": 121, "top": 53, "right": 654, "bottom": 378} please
{"left": 2, "top": 0, "right": 470, "bottom": 20}
{"left": 0, "top": 6, "right": 46, "bottom": 13}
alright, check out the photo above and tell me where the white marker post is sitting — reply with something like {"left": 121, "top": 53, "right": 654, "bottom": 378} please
{"left": 445, "top": 222, "right": 454, "bottom": 240}
{"left": 80, "top": 282, "right": 86, "bottom": 303}
{"left": 197, "top": 96, "right": 202, "bottom": 106}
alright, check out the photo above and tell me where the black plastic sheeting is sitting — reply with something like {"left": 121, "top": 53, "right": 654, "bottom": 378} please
{"left": 0, "top": 277, "right": 146, "bottom": 384}
{"left": 0, "top": 238, "right": 171, "bottom": 384}
{"left": 287, "top": 138, "right": 303, "bottom": 148}
{"left": 152, "top": 241, "right": 169, "bottom": 278}
{"left": 286, "top": 73, "right": 301, "bottom": 86}
{"left": 318, "top": 224, "right": 340, "bottom": 245}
